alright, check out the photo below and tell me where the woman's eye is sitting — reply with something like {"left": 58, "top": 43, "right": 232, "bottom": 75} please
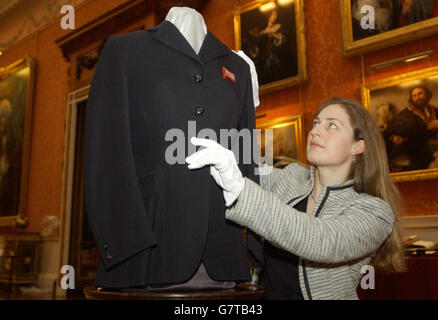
{"left": 312, "top": 120, "right": 319, "bottom": 127}
{"left": 329, "top": 122, "right": 337, "bottom": 129}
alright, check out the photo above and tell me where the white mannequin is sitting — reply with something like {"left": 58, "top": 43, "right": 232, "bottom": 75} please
{"left": 165, "top": 7, "right": 207, "bottom": 54}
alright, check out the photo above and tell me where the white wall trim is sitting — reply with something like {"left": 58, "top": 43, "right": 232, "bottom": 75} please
{"left": 56, "top": 85, "right": 90, "bottom": 298}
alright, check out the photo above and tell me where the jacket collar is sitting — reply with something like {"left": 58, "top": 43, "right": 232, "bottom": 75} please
{"left": 288, "top": 165, "right": 355, "bottom": 207}
{"left": 286, "top": 165, "right": 355, "bottom": 207}
{"left": 308, "top": 165, "right": 355, "bottom": 191}
{"left": 148, "top": 20, "right": 230, "bottom": 64}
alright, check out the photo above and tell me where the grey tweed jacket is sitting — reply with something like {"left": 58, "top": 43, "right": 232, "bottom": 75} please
{"left": 226, "top": 163, "right": 394, "bottom": 300}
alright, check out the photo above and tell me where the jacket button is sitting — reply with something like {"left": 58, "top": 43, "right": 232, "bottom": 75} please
{"left": 193, "top": 73, "right": 203, "bottom": 83}
{"left": 105, "top": 253, "right": 112, "bottom": 260}
{"left": 196, "top": 106, "right": 205, "bottom": 115}
{"left": 103, "top": 243, "right": 109, "bottom": 250}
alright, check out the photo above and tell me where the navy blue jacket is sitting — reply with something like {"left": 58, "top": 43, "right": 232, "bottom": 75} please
{"left": 84, "top": 21, "right": 263, "bottom": 288}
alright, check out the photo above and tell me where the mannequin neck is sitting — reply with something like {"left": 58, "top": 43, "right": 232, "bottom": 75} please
{"left": 165, "top": 7, "right": 207, "bottom": 54}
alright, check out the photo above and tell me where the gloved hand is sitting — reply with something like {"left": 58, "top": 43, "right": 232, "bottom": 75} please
{"left": 185, "top": 137, "right": 245, "bottom": 206}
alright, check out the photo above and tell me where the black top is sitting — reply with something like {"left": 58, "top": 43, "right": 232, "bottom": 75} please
{"left": 261, "top": 197, "right": 307, "bottom": 300}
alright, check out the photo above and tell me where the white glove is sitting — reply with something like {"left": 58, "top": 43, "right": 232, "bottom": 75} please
{"left": 185, "top": 137, "right": 245, "bottom": 206}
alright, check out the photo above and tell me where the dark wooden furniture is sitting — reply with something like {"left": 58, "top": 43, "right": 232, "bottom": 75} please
{"left": 0, "top": 233, "right": 40, "bottom": 293}
{"left": 357, "top": 256, "right": 438, "bottom": 300}
{"left": 84, "top": 282, "right": 264, "bottom": 300}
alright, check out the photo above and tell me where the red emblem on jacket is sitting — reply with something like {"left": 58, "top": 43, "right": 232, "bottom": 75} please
{"left": 222, "top": 66, "right": 236, "bottom": 83}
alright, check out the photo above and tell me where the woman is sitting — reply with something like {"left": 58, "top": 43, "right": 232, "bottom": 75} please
{"left": 186, "top": 97, "right": 406, "bottom": 300}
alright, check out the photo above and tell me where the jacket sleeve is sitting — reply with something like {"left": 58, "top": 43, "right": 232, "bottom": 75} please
{"left": 259, "top": 167, "right": 283, "bottom": 191}
{"left": 84, "top": 36, "right": 157, "bottom": 271}
{"left": 237, "top": 66, "right": 264, "bottom": 269}
{"left": 226, "top": 178, "right": 394, "bottom": 264}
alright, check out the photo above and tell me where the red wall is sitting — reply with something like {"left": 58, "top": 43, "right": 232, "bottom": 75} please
{"left": 0, "top": 0, "right": 437, "bottom": 234}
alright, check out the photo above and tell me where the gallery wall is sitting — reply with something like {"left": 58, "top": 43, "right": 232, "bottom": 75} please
{"left": 0, "top": 0, "right": 437, "bottom": 234}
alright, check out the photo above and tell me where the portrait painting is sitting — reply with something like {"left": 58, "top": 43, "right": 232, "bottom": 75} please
{"left": 234, "top": 0, "right": 307, "bottom": 95}
{"left": 362, "top": 66, "right": 438, "bottom": 181}
{"left": 256, "top": 114, "right": 305, "bottom": 167}
{"left": 0, "top": 55, "right": 35, "bottom": 226}
{"left": 340, "top": 0, "right": 438, "bottom": 57}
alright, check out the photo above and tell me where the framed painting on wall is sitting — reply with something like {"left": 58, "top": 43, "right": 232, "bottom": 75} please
{"left": 340, "top": 0, "right": 438, "bottom": 57}
{"left": 256, "top": 114, "right": 306, "bottom": 167}
{"left": 0, "top": 55, "right": 36, "bottom": 226}
{"left": 361, "top": 66, "right": 438, "bottom": 182}
{"left": 234, "top": 0, "right": 307, "bottom": 95}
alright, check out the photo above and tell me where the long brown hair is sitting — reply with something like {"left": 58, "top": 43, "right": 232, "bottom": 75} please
{"left": 315, "top": 97, "right": 406, "bottom": 273}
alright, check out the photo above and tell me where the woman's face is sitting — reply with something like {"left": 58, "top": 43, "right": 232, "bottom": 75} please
{"left": 306, "top": 104, "right": 358, "bottom": 168}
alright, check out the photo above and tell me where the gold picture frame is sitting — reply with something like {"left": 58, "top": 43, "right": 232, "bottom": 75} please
{"left": 256, "top": 114, "right": 306, "bottom": 166}
{"left": 234, "top": 0, "right": 308, "bottom": 95}
{"left": 0, "top": 55, "right": 36, "bottom": 226}
{"left": 340, "top": 0, "right": 438, "bottom": 58}
{"left": 361, "top": 66, "right": 438, "bottom": 182}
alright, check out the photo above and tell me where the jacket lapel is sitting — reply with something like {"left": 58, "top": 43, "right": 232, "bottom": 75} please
{"left": 198, "top": 31, "right": 230, "bottom": 64}
{"left": 149, "top": 20, "right": 229, "bottom": 64}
